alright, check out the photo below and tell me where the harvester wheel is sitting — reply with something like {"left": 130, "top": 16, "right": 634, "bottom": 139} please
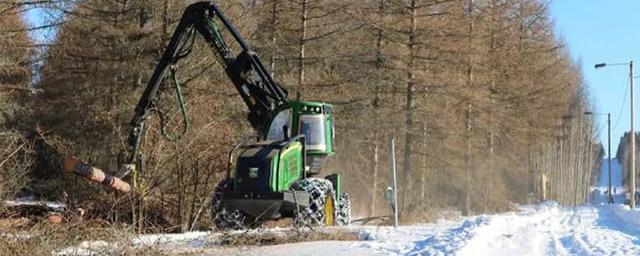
{"left": 294, "top": 178, "right": 336, "bottom": 227}
{"left": 210, "top": 179, "right": 245, "bottom": 230}
{"left": 336, "top": 192, "right": 351, "bottom": 226}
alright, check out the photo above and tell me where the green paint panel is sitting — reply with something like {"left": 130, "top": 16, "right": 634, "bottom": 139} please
{"left": 270, "top": 154, "right": 279, "bottom": 191}
{"left": 275, "top": 142, "right": 303, "bottom": 191}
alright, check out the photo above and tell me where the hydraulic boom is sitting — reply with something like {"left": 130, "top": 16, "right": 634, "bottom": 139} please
{"left": 125, "top": 2, "right": 288, "bottom": 163}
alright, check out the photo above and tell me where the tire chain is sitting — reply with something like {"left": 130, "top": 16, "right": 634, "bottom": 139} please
{"left": 336, "top": 192, "right": 351, "bottom": 226}
{"left": 294, "top": 178, "right": 335, "bottom": 227}
{"left": 210, "top": 180, "right": 245, "bottom": 230}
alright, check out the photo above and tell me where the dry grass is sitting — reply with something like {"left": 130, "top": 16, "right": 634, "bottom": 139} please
{"left": 0, "top": 220, "right": 183, "bottom": 255}
{"left": 0, "top": 132, "right": 32, "bottom": 201}
{"left": 218, "top": 228, "right": 361, "bottom": 246}
{"left": 0, "top": 219, "right": 134, "bottom": 255}
{"left": 0, "top": 216, "right": 364, "bottom": 255}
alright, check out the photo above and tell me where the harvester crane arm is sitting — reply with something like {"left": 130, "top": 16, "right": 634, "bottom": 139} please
{"left": 126, "top": 2, "right": 288, "bottom": 163}
{"left": 58, "top": 3, "right": 348, "bottom": 222}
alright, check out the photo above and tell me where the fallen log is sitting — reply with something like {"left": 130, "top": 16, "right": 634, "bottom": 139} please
{"left": 32, "top": 129, "right": 132, "bottom": 194}
{"left": 62, "top": 156, "right": 131, "bottom": 193}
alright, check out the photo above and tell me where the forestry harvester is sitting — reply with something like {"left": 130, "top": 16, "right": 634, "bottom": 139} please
{"left": 118, "top": 2, "right": 350, "bottom": 229}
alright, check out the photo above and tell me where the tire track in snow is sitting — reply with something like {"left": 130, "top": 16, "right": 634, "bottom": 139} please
{"left": 403, "top": 216, "right": 488, "bottom": 256}
{"left": 454, "top": 204, "right": 561, "bottom": 256}
{"left": 448, "top": 204, "right": 640, "bottom": 256}
{"left": 561, "top": 206, "right": 640, "bottom": 256}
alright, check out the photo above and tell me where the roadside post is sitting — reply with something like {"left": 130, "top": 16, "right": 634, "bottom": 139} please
{"left": 385, "top": 138, "right": 399, "bottom": 227}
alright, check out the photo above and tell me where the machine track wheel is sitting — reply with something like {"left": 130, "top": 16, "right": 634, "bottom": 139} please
{"left": 336, "top": 192, "right": 351, "bottom": 226}
{"left": 210, "top": 179, "right": 245, "bottom": 230}
{"left": 294, "top": 178, "right": 336, "bottom": 227}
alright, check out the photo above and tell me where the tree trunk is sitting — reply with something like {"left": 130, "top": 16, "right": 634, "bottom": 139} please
{"left": 162, "top": 0, "right": 170, "bottom": 35}
{"left": 401, "top": 0, "right": 418, "bottom": 216}
{"left": 270, "top": 0, "right": 278, "bottom": 78}
{"left": 422, "top": 118, "right": 428, "bottom": 203}
{"left": 462, "top": 0, "right": 474, "bottom": 216}
{"left": 463, "top": 102, "right": 472, "bottom": 216}
{"left": 369, "top": 0, "right": 385, "bottom": 217}
{"left": 297, "top": 0, "right": 308, "bottom": 95}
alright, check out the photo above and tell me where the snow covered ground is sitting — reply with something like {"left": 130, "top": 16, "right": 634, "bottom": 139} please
{"left": 58, "top": 159, "right": 640, "bottom": 256}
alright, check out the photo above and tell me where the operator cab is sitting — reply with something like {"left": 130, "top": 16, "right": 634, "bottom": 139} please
{"left": 264, "top": 101, "right": 335, "bottom": 175}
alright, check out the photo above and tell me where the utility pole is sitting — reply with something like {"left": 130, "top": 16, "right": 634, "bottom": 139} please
{"left": 631, "top": 60, "right": 635, "bottom": 209}
{"left": 608, "top": 113, "right": 613, "bottom": 204}
{"left": 595, "top": 61, "right": 636, "bottom": 208}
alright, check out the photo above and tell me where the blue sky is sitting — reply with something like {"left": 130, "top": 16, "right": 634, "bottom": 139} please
{"left": 23, "top": 7, "right": 56, "bottom": 44}
{"left": 550, "top": 1, "right": 640, "bottom": 157}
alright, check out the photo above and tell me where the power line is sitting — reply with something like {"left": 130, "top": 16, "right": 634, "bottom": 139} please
{"left": 612, "top": 75, "right": 630, "bottom": 130}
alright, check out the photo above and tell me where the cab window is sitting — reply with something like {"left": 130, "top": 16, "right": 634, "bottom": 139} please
{"left": 299, "top": 114, "right": 327, "bottom": 151}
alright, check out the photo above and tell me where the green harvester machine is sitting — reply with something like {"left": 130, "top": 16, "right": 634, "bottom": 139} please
{"left": 118, "top": 2, "right": 350, "bottom": 229}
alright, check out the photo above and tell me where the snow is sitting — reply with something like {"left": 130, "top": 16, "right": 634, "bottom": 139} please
{"left": 220, "top": 240, "right": 375, "bottom": 256}
{"left": 56, "top": 241, "right": 113, "bottom": 256}
{"left": 3, "top": 199, "right": 66, "bottom": 210}
{"left": 132, "top": 231, "right": 209, "bottom": 246}
{"left": 452, "top": 204, "right": 640, "bottom": 256}
{"left": 57, "top": 158, "right": 640, "bottom": 256}
{"left": 612, "top": 204, "right": 640, "bottom": 230}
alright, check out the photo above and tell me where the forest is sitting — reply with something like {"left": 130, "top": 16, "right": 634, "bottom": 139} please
{"left": 1, "top": 0, "right": 602, "bottom": 233}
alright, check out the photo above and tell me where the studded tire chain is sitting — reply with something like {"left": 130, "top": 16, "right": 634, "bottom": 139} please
{"left": 294, "top": 178, "right": 351, "bottom": 228}
{"left": 210, "top": 179, "right": 245, "bottom": 230}
{"left": 336, "top": 192, "right": 351, "bottom": 226}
